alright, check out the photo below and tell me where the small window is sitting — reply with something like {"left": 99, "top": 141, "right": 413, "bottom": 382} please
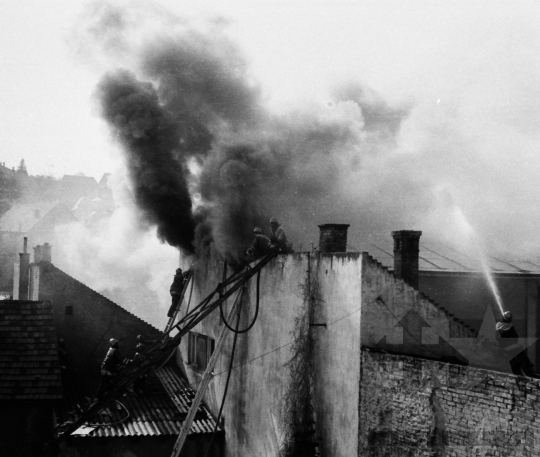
{"left": 188, "top": 332, "right": 215, "bottom": 370}
{"left": 65, "top": 305, "right": 73, "bottom": 315}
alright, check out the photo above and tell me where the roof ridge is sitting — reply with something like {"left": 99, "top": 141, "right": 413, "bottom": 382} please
{"left": 47, "top": 264, "right": 162, "bottom": 334}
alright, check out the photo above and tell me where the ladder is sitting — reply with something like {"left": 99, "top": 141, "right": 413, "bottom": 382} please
{"left": 170, "top": 284, "right": 246, "bottom": 456}
{"left": 164, "top": 270, "right": 193, "bottom": 333}
{"left": 52, "top": 252, "right": 278, "bottom": 446}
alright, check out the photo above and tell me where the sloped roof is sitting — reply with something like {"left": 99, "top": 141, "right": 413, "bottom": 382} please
{"left": 0, "top": 301, "right": 62, "bottom": 400}
{"left": 61, "top": 175, "right": 99, "bottom": 187}
{"left": 0, "top": 201, "right": 74, "bottom": 233}
{"left": 58, "top": 364, "right": 220, "bottom": 438}
{"left": 351, "top": 235, "right": 540, "bottom": 275}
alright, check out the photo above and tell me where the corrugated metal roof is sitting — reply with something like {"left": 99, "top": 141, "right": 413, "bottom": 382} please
{"left": 58, "top": 364, "right": 220, "bottom": 438}
{"left": 350, "top": 236, "right": 540, "bottom": 274}
{"left": 0, "top": 301, "right": 62, "bottom": 400}
{"left": 156, "top": 365, "right": 222, "bottom": 435}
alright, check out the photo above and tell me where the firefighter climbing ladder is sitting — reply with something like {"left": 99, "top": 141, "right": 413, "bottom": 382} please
{"left": 164, "top": 270, "right": 193, "bottom": 333}
{"left": 50, "top": 252, "right": 278, "bottom": 455}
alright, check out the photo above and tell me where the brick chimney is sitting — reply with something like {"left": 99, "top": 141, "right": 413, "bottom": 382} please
{"left": 318, "top": 224, "right": 350, "bottom": 253}
{"left": 42, "top": 243, "right": 52, "bottom": 263}
{"left": 19, "top": 237, "right": 30, "bottom": 300}
{"left": 392, "top": 230, "right": 422, "bottom": 289}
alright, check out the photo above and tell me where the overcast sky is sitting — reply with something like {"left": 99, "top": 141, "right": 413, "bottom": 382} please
{"left": 0, "top": 0, "right": 536, "bottom": 179}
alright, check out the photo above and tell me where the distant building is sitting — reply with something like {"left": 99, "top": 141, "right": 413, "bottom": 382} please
{"left": 58, "top": 175, "right": 101, "bottom": 207}
{"left": 354, "top": 232, "right": 540, "bottom": 368}
{"left": 0, "top": 203, "right": 76, "bottom": 292}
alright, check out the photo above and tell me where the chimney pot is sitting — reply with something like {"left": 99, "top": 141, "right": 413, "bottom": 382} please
{"left": 392, "top": 230, "right": 422, "bottom": 289}
{"left": 19, "top": 238, "right": 30, "bottom": 300}
{"left": 318, "top": 224, "right": 350, "bottom": 253}
{"left": 33, "top": 245, "right": 42, "bottom": 264}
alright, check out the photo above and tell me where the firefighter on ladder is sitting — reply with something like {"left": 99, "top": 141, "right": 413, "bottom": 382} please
{"left": 168, "top": 268, "right": 189, "bottom": 318}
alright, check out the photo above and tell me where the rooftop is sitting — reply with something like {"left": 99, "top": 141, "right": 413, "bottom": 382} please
{"left": 0, "top": 200, "right": 74, "bottom": 233}
{"left": 351, "top": 236, "right": 540, "bottom": 275}
{"left": 58, "top": 364, "right": 220, "bottom": 438}
{"left": 0, "top": 301, "right": 62, "bottom": 400}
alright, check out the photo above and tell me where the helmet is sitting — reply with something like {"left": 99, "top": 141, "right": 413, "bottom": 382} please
{"left": 109, "top": 338, "right": 118, "bottom": 347}
{"left": 253, "top": 227, "right": 262, "bottom": 234}
{"left": 176, "top": 268, "right": 183, "bottom": 274}
{"left": 269, "top": 217, "right": 279, "bottom": 224}
{"left": 503, "top": 311, "right": 512, "bottom": 322}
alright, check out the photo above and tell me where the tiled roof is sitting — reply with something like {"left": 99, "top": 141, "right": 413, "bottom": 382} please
{"left": 0, "top": 201, "right": 74, "bottom": 233}
{"left": 0, "top": 301, "right": 62, "bottom": 400}
{"left": 58, "top": 364, "right": 220, "bottom": 438}
{"left": 350, "top": 235, "right": 540, "bottom": 274}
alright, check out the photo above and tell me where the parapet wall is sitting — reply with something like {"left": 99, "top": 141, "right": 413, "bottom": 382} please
{"left": 360, "top": 349, "right": 540, "bottom": 457}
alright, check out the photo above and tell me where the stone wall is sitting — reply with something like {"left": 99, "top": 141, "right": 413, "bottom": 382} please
{"left": 360, "top": 349, "right": 540, "bottom": 457}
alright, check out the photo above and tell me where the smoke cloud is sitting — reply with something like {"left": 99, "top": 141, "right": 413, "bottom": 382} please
{"left": 89, "top": 5, "right": 411, "bottom": 262}
{"left": 76, "top": 1, "right": 540, "bottom": 268}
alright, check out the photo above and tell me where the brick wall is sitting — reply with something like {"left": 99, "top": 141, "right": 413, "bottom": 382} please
{"left": 360, "top": 349, "right": 540, "bottom": 456}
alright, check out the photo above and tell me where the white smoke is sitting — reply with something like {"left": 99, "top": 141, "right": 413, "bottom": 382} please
{"left": 54, "top": 169, "right": 179, "bottom": 329}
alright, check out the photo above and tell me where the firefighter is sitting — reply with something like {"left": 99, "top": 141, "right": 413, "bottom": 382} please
{"left": 496, "top": 311, "right": 535, "bottom": 377}
{"left": 168, "top": 268, "right": 187, "bottom": 318}
{"left": 269, "top": 217, "right": 293, "bottom": 253}
{"left": 133, "top": 335, "right": 155, "bottom": 394}
{"left": 134, "top": 334, "right": 157, "bottom": 358}
{"left": 96, "top": 339, "right": 124, "bottom": 397}
{"left": 245, "top": 227, "right": 271, "bottom": 258}
{"left": 97, "top": 338, "right": 125, "bottom": 397}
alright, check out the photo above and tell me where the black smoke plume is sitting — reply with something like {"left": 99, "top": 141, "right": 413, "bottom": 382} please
{"left": 93, "top": 9, "right": 409, "bottom": 261}
{"left": 97, "top": 70, "right": 195, "bottom": 253}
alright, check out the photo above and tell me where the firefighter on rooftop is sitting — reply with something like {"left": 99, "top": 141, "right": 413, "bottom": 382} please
{"left": 245, "top": 227, "right": 271, "bottom": 259}
{"left": 496, "top": 310, "right": 535, "bottom": 377}
{"left": 269, "top": 217, "right": 293, "bottom": 253}
{"left": 97, "top": 338, "right": 125, "bottom": 397}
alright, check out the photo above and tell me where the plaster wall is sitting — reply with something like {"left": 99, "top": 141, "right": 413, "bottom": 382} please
{"left": 178, "top": 252, "right": 363, "bottom": 457}
{"left": 361, "top": 255, "right": 476, "bottom": 361}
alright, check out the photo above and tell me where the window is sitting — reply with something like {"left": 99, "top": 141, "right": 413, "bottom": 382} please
{"left": 188, "top": 332, "right": 215, "bottom": 370}
{"left": 65, "top": 305, "right": 73, "bottom": 315}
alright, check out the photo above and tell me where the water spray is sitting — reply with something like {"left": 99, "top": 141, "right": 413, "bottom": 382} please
{"left": 453, "top": 207, "right": 504, "bottom": 317}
